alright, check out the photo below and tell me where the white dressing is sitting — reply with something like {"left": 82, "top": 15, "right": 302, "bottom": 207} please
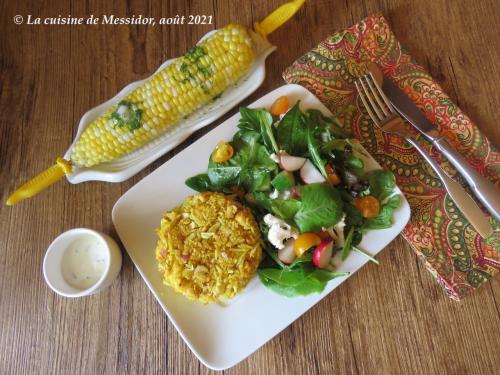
{"left": 61, "top": 237, "right": 108, "bottom": 290}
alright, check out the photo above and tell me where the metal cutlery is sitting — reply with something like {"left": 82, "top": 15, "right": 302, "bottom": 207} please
{"left": 367, "top": 63, "right": 500, "bottom": 222}
{"left": 355, "top": 71, "right": 493, "bottom": 238}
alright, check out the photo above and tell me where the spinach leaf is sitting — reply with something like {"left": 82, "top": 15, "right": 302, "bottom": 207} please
{"left": 259, "top": 267, "right": 308, "bottom": 286}
{"left": 385, "top": 194, "right": 401, "bottom": 209}
{"left": 321, "top": 139, "right": 352, "bottom": 153}
{"left": 306, "top": 109, "right": 348, "bottom": 139}
{"left": 288, "top": 252, "right": 313, "bottom": 268}
{"left": 271, "top": 171, "right": 295, "bottom": 191}
{"left": 368, "top": 169, "right": 396, "bottom": 201}
{"left": 238, "top": 107, "right": 278, "bottom": 153}
{"left": 276, "top": 102, "right": 308, "bottom": 155}
{"left": 363, "top": 195, "right": 401, "bottom": 230}
{"left": 260, "top": 241, "right": 287, "bottom": 269}
{"left": 208, "top": 137, "right": 276, "bottom": 191}
{"left": 232, "top": 129, "right": 260, "bottom": 150}
{"left": 345, "top": 155, "right": 364, "bottom": 173}
{"left": 338, "top": 186, "right": 354, "bottom": 202}
{"left": 258, "top": 265, "right": 349, "bottom": 297}
{"left": 207, "top": 159, "right": 240, "bottom": 186}
{"left": 260, "top": 244, "right": 312, "bottom": 272}
{"left": 259, "top": 252, "right": 280, "bottom": 269}
{"left": 271, "top": 199, "right": 301, "bottom": 221}
{"left": 240, "top": 168, "right": 272, "bottom": 192}
{"left": 238, "top": 107, "right": 261, "bottom": 132}
{"left": 294, "top": 183, "right": 343, "bottom": 232}
{"left": 351, "top": 229, "right": 362, "bottom": 246}
{"left": 306, "top": 124, "right": 328, "bottom": 178}
{"left": 313, "top": 269, "right": 349, "bottom": 282}
{"left": 259, "top": 279, "right": 302, "bottom": 297}
{"left": 253, "top": 191, "right": 273, "bottom": 212}
{"left": 234, "top": 143, "right": 276, "bottom": 191}
{"left": 344, "top": 203, "right": 364, "bottom": 227}
{"left": 185, "top": 173, "right": 220, "bottom": 192}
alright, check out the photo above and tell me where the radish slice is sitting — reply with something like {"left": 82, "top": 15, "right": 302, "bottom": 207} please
{"left": 312, "top": 238, "right": 334, "bottom": 268}
{"left": 280, "top": 154, "right": 306, "bottom": 172}
{"left": 278, "top": 239, "right": 296, "bottom": 264}
{"left": 300, "top": 160, "right": 326, "bottom": 184}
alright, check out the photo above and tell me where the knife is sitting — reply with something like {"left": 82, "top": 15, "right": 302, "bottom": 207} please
{"left": 368, "top": 63, "right": 500, "bottom": 222}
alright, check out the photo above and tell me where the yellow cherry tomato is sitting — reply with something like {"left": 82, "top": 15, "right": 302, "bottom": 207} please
{"left": 294, "top": 232, "right": 321, "bottom": 256}
{"left": 353, "top": 195, "right": 380, "bottom": 218}
{"left": 270, "top": 96, "right": 289, "bottom": 116}
{"left": 211, "top": 141, "right": 234, "bottom": 163}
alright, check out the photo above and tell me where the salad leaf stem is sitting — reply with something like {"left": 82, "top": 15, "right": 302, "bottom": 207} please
{"left": 341, "top": 226, "right": 355, "bottom": 261}
{"left": 352, "top": 246, "right": 380, "bottom": 265}
{"left": 307, "top": 125, "right": 328, "bottom": 178}
{"left": 258, "top": 111, "right": 279, "bottom": 154}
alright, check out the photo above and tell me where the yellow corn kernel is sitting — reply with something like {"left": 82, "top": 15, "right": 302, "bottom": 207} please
{"left": 70, "top": 24, "right": 254, "bottom": 168}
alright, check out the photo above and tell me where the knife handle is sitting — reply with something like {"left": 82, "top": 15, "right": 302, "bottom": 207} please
{"left": 433, "top": 138, "right": 500, "bottom": 221}
{"left": 405, "top": 138, "right": 493, "bottom": 238}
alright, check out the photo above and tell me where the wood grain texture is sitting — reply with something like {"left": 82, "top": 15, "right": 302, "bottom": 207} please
{"left": 1, "top": 0, "right": 499, "bottom": 374}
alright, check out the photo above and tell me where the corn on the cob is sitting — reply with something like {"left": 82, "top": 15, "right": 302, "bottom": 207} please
{"left": 70, "top": 24, "right": 254, "bottom": 168}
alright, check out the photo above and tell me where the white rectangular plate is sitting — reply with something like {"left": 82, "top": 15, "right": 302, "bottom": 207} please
{"left": 112, "top": 84, "right": 411, "bottom": 370}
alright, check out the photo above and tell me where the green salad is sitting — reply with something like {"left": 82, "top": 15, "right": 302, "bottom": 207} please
{"left": 186, "top": 96, "right": 400, "bottom": 297}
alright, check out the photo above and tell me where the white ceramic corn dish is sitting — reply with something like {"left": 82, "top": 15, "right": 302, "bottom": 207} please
{"left": 64, "top": 30, "right": 276, "bottom": 184}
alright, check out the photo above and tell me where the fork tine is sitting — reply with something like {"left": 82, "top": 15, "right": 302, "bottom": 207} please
{"left": 358, "top": 78, "right": 385, "bottom": 121}
{"left": 367, "top": 71, "right": 396, "bottom": 114}
{"left": 364, "top": 76, "right": 390, "bottom": 117}
{"left": 355, "top": 80, "right": 380, "bottom": 125}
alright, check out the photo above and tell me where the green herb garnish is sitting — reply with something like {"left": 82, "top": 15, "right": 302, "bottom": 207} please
{"left": 178, "top": 46, "right": 213, "bottom": 89}
{"left": 110, "top": 100, "right": 143, "bottom": 132}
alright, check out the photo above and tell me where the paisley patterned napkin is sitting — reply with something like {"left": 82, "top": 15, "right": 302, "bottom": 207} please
{"left": 283, "top": 15, "right": 499, "bottom": 300}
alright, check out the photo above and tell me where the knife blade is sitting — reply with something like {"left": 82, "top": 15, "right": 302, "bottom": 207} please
{"left": 367, "top": 63, "right": 500, "bottom": 222}
{"left": 379, "top": 75, "right": 439, "bottom": 140}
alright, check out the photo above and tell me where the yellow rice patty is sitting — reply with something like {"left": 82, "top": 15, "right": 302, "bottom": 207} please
{"left": 155, "top": 192, "right": 262, "bottom": 303}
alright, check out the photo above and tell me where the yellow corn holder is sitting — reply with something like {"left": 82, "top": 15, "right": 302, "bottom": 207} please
{"left": 6, "top": 158, "right": 72, "bottom": 206}
{"left": 6, "top": 0, "right": 305, "bottom": 206}
{"left": 254, "top": 0, "right": 305, "bottom": 38}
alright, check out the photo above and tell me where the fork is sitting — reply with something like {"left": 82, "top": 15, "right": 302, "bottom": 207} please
{"left": 355, "top": 73, "right": 493, "bottom": 238}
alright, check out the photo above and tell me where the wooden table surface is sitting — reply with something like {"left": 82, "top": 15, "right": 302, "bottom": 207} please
{"left": 1, "top": 1, "right": 499, "bottom": 374}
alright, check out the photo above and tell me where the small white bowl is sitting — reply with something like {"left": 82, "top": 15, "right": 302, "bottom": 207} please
{"left": 43, "top": 228, "right": 122, "bottom": 297}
